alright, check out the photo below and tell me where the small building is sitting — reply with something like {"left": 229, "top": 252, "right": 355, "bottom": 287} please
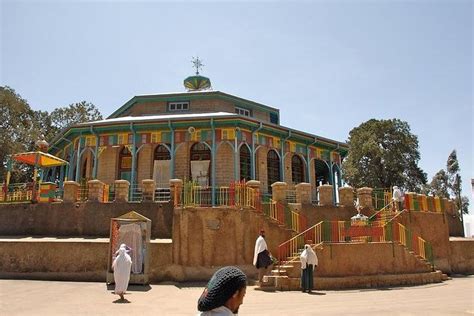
{"left": 48, "top": 59, "right": 348, "bottom": 204}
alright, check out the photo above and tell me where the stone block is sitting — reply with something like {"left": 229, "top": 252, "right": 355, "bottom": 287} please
{"left": 114, "top": 180, "right": 130, "bottom": 202}
{"left": 87, "top": 179, "right": 105, "bottom": 202}
{"left": 63, "top": 181, "right": 80, "bottom": 203}
{"left": 357, "top": 187, "right": 373, "bottom": 210}
{"left": 271, "top": 182, "right": 288, "bottom": 203}
{"left": 141, "top": 179, "right": 156, "bottom": 202}
{"left": 338, "top": 186, "right": 354, "bottom": 207}
{"left": 318, "top": 184, "right": 334, "bottom": 206}
{"left": 295, "top": 183, "right": 311, "bottom": 204}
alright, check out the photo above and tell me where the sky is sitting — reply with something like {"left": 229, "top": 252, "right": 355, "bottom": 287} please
{"left": 1, "top": 0, "right": 472, "bottom": 212}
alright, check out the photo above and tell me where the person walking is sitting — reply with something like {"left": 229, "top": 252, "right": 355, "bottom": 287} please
{"left": 300, "top": 244, "right": 318, "bottom": 293}
{"left": 112, "top": 243, "right": 132, "bottom": 301}
{"left": 253, "top": 229, "right": 272, "bottom": 286}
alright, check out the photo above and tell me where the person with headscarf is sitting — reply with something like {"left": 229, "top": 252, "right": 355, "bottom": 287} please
{"left": 392, "top": 186, "right": 403, "bottom": 212}
{"left": 112, "top": 243, "right": 132, "bottom": 301}
{"left": 300, "top": 244, "right": 318, "bottom": 293}
{"left": 253, "top": 229, "right": 272, "bottom": 286}
{"left": 197, "top": 266, "right": 247, "bottom": 315}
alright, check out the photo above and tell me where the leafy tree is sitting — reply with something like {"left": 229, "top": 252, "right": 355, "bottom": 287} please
{"left": 428, "top": 169, "right": 449, "bottom": 198}
{"left": 342, "top": 118, "right": 427, "bottom": 191}
{"left": 49, "top": 101, "right": 102, "bottom": 137}
{"left": 0, "top": 86, "right": 103, "bottom": 183}
{"left": 0, "top": 86, "right": 38, "bottom": 182}
{"left": 445, "top": 150, "right": 469, "bottom": 215}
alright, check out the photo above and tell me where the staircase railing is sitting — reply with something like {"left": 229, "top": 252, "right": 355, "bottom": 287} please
{"left": 278, "top": 218, "right": 434, "bottom": 267}
{"left": 386, "top": 222, "right": 434, "bottom": 265}
{"left": 368, "top": 200, "right": 395, "bottom": 223}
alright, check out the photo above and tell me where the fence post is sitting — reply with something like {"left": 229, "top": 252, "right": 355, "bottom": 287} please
{"left": 338, "top": 186, "right": 354, "bottom": 207}
{"left": 63, "top": 181, "right": 80, "bottom": 203}
{"left": 356, "top": 187, "right": 374, "bottom": 210}
{"left": 318, "top": 184, "right": 334, "bottom": 206}
{"left": 271, "top": 182, "right": 288, "bottom": 204}
{"left": 295, "top": 182, "right": 311, "bottom": 204}
{"left": 169, "top": 179, "right": 183, "bottom": 207}
{"left": 87, "top": 179, "right": 105, "bottom": 202}
{"left": 114, "top": 180, "right": 130, "bottom": 202}
{"left": 142, "top": 179, "right": 156, "bottom": 202}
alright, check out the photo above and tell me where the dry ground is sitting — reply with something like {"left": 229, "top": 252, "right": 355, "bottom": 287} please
{"left": 0, "top": 276, "right": 473, "bottom": 315}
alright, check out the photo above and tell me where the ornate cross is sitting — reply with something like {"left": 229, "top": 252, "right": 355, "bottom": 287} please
{"left": 191, "top": 56, "right": 204, "bottom": 75}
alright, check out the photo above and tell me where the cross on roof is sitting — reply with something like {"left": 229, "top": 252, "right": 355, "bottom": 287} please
{"left": 191, "top": 56, "right": 204, "bottom": 75}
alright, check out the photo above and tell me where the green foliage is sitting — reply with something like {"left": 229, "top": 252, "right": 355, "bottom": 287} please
{"left": 428, "top": 169, "right": 449, "bottom": 198}
{"left": 0, "top": 86, "right": 102, "bottom": 183}
{"left": 342, "top": 118, "right": 427, "bottom": 191}
{"left": 49, "top": 101, "right": 102, "bottom": 137}
{"left": 0, "top": 86, "right": 38, "bottom": 182}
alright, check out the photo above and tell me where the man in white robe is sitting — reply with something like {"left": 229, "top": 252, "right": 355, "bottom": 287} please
{"left": 253, "top": 230, "right": 272, "bottom": 286}
{"left": 112, "top": 244, "right": 132, "bottom": 300}
{"left": 300, "top": 244, "right": 318, "bottom": 293}
{"left": 392, "top": 186, "right": 403, "bottom": 212}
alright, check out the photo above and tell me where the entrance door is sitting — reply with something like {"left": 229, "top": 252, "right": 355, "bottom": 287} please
{"left": 153, "top": 160, "right": 170, "bottom": 188}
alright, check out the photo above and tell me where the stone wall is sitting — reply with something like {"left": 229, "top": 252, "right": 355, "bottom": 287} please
{"left": 398, "top": 212, "right": 451, "bottom": 273}
{"left": 215, "top": 142, "right": 235, "bottom": 186}
{"left": 315, "top": 242, "right": 432, "bottom": 277}
{"left": 97, "top": 147, "right": 118, "bottom": 184}
{"left": 172, "top": 207, "right": 293, "bottom": 267}
{"left": 449, "top": 238, "right": 474, "bottom": 274}
{"left": 0, "top": 202, "right": 173, "bottom": 239}
{"left": 137, "top": 144, "right": 153, "bottom": 182}
{"left": 299, "top": 204, "right": 362, "bottom": 227}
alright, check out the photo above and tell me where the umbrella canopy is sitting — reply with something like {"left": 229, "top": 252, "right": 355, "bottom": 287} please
{"left": 12, "top": 151, "right": 68, "bottom": 167}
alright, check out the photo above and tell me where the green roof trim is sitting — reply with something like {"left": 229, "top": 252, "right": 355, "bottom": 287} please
{"left": 50, "top": 115, "right": 347, "bottom": 156}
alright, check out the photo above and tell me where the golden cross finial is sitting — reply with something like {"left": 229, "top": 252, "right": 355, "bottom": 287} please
{"left": 191, "top": 56, "right": 204, "bottom": 75}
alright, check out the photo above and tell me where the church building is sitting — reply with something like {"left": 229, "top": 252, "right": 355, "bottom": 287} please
{"left": 49, "top": 58, "right": 348, "bottom": 204}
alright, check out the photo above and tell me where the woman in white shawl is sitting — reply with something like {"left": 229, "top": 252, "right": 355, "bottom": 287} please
{"left": 300, "top": 244, "right": 318, "bottom": 293}
{"left": 112, "top": 244, "right": 132, "bottom": 300}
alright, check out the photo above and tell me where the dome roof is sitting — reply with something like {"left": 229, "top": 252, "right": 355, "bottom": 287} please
{"left": 184, "top": 75, "right": 212, "bottom": 91}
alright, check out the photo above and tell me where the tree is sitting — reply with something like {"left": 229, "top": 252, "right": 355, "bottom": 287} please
{"left": 49, "top": 101, "right": 102, "bottom": 137}
{"left": 342, "top": 118, "right": 427, "bottom": 191}
{"left": 429, "top": 169, "right": 449, "bottom": 198}
{"left": 0, "top": 86, "right": 38, "bottom": 182}
{"left": 0, "top": 86, "right": 103, "bottom": 183}
{"left": 445, "top": 150, "right": 469, "bottom": 215}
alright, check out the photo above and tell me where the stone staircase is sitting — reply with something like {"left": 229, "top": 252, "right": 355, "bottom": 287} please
{"left": 259, "top": 240, "right": 449, "bottom": 291}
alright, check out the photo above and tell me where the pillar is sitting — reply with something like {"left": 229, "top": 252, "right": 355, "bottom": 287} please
{"left": 357, "top": 187, "right": 374, "bottom": 210}
{"left": 87, "top": 179, "right": 105, "bottom": 202}
{"left": 114, "top": 180, "right": 130, "bottom": 202}
{"left": 271, "top": 181, "right": 288, "bottom": 203}
{"left": 63, "top": 181, "right": 80, "bottom": 203}
{"left": 142, "top": 179, "right": 156, "bottom": 202}
{"left": 318, "top": 184, "right": 334, "bottom": 206}
{"left": 169, "top": 179, "right": 183, "bottom": 205}
{"left": 295, "top": 182, "right": 311, "bottom": 204}
{"left": 338, "top": 186, "right": 354, "bottom": 207}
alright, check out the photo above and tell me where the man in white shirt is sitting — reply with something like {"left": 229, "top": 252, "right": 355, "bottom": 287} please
{"left": 253, "top": 229, "right": 272, "bottom": 286}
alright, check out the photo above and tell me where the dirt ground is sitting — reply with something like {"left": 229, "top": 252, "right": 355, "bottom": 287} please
{"left": 0, "top": 276, "right": 473, "bottom": 315}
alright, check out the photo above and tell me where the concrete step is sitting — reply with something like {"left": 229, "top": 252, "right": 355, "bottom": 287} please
{"left": 274, "top": 271, "right": 446, "bottom": 291}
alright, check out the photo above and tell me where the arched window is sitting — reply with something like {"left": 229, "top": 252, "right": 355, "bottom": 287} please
{"left": 314, "top": 159, "right": 330, "bottom": 186}
{"left": 119, "top": 146, "right": 132, "bottom": 181}
{"left": 267, "top": 150, "right": 280, "bottom": 191}
{"left": 190, "top": 142, "right": 211, "bottom": 161}
{"left": 239, "top": 145, "right": 251, "bottom": 181}
{"left": 291, "top": 155, "right": 305, "bottom": 184}
{"left": 154, "top": 144, "right": 171, "bottom": 160}
{"left": 190, "top": 142, "right": 211, "bottom": 186}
